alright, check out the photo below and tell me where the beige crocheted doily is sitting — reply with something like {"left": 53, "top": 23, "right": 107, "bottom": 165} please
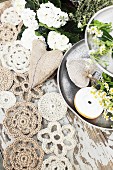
{"left": 38, "top": 92, "right": 67, "bottom": 121}
{"left": 3, "top": 137, "right": 44, "bottom": 170}
{"left": 0, "top": 66, "right": 13, "bottom": 91}
{"left": 3, "top": 102, "right": 42, "bottom": 138}
{"left": 42, "top": 156, "right": 73, "bottom": 170}
{"left": 1, "top": 7, "right": 22, "bottom": 26}
{"left": 1, "top": 41, "right": 31, "bottom": 73}
{"left": 37, "top": 121, "right": 76, "bottom": 157}
{"left": 0, "top": 24, "right": 18, "bottom": 43}
{"left": 11, "top": 73, "right": 43, "bottom": 101}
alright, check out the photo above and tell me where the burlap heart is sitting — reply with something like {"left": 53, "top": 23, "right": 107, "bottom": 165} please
{"left": 29, "top": 40, "right": 63, "bottom": 88}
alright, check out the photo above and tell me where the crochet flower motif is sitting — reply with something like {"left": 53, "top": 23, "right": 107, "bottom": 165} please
{"left": 41, "top": 156, "right": 73, "bottom": 170}
{"left": 3, "top": 102, "right": 42, "bottom": 138}
{"left": 11, "top": 73, "right": 43, "bottom": 102}
{"left": 3, "top": 138, "right": 44, "bottom": 170}
{"left": 37, "top": 121, "right": 76, "bottom": 157}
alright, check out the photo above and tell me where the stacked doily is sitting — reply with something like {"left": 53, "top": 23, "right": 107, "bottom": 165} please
{"left": 0, "top": 1, "right": 76, "bottom": 170}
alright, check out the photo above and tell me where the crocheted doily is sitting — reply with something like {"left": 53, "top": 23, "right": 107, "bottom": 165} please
{"left": 11, "top": 73, "right": 43, "bottom": 101}
{"left": 3, "top": 137, "right": 44, "bottom": 170}
{"left": 37, "top": 121, "right": 76, "bottom": 156}
{"left": 3, "top": 102, "right": 42, "bottom": 137}
{"left": 0, "top": 66, "right": 13, "bottom": 91}
{"left": 1, "top": 7, "right": 22, "bottom": 26}
{"left": 0, "top": 91, "right": 16, "bottom": 109}
{"left": 1, "top": 41, "right": 30, "bottom": 73}
{"left": 38, "top": 92, "right": 67, "bottom": 121}
{"left": 41, "top": 156, "right": 72, "bottom": 170}
{"left": 0, "top": 24, "right": 18, "bottom": 43}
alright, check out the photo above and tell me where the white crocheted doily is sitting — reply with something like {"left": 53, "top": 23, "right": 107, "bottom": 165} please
{"left": 37, "top": 121, "right": 76, "bottom": 157}
{"left": 0, "top": 91, "right": 16, "bottom": 109}
{"left": 1, "top": 7, "right": 22, "bottom": 25}
{"left": 38, "top": 92, "right": 67, "bottom": 121}
{"left": 1, "top": 41, "right": 30, "bottom": 73}
{"left": 41, "top": 156, "right": 73, "bottom": 170}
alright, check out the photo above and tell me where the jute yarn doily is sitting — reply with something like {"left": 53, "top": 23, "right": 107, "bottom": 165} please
{"left": 1, "top": 7, "right": 22, "bottom": 26}
{"left": 0, "top": 91, "right": 16, "bottom": 109}
{"left": 37, "top": 121, "right": 76, "bottom": 156}
{"left": 41, "top": 156, "right": 73, "bottom": 170}
{"left": 0, "top": 24, "right": 18, "bottom": 43}
{"left": 0, "top": 66, "right": 13, "bottom": 91}
{"left": 11, "top": 73, "right": 43, "bottom": 101}
{"left": 3, "top": 102, "right": 42, "bottom": 138}
{"left": 3, "top": 137, "right": 44, "bottom": 170}
{"left": 1, "top": 41, "right": 31, "bottom": 73}
{"left": 38, "top": 92, "right": 67, "bottom": 121}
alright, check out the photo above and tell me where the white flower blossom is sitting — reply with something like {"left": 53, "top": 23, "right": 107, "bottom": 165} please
{"left": 99, "top": 44, "right": 106, "bottom": 55}
{"left": 11, "top": 0, "right": 26, "bottom": 14}
{"left": 96, "top": 29, "right": 103, "bottom": 37}
{"left": 21, "top": 8, "right": 39, "bottom": 30}
{"left": 88, "top": 26, "right": 98, "bottom": 35}
{"left": 47, "top": 31, "right": 72, "bottom": 52}
{"left": 78, "top": 22, "right": 82, "bottom": 28}
{"left": 37, "top": 2, "right": 69, "bottom": 28}
{"left": 21, "top": 28, "right": 45, "bottom": 50}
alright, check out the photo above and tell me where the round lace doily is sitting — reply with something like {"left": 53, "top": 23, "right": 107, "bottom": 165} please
{"left": 38, "top": 92, "right": 67, "bottom": 121}
{"left": 0, "top": 66, "right": 13, "bottom": 91}
{"left": 3, "top": 137, "right": 44, "bottom": 170}
{"left": 3, "top": 102, "right": 42, "bottom": 137}
{"left": 42, "top": 156, "right": 72, "bottom": 170}
{"left": 1, "top": 7, "right": 22, "bottom": 26}
{"left": 0, "top": 24, "right": 18, "bottom": 43}
{"left": 37, "top": 121, "right": 76, "bottom": 156}
{"left": 11, "top": 73, "right": 43, "bottom": 101}
{"left": 1, "top": 41, "right": 30, "bottom": 73}
{"left": 0, "top": 91, "right": 16, "bottom": 109}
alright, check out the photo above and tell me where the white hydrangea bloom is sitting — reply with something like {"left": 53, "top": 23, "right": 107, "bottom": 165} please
{"left": 21, "top": 8, "right": 39, "bottom": 30}
{"left": 21, "top": 28, "right": 45, "bottom": 50}
{"left": 48, "top": 31, "right": 72, "bottom": 52}
{"left": 37, "top": 2, "right": 69, "bottom": 28}
{"left": 11, "top": 0, "right": 26, "bottom": 14}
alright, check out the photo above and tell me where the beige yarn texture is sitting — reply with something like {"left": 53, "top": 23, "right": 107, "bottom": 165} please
{"left": 1, "top": 7, "right": 22, "bottom": 26}
{"left": 3, "top": 102, "right": 42, "bottom": 138}
{"left": 38, "top": 92, "right": 67, "bottom": 121}
{"left": 37, "top": 121, "right": 76, "bottom": 157}
{"left": 0, "top": 66, "right": 13, "bottom": 91}
{"left": 3, "top": 137, "right": 44, "bottom": 170}
{"left": 11, "top": 73, "right": 43, "bottom": 101}
{"left": 1, "top": 41, "right": 31, "bottom": 73}
{"left": 0, "top": 24, "right": 18, "bottom": 43}
{"left": 41, "top": 156, "right": 73, "bottom": 170}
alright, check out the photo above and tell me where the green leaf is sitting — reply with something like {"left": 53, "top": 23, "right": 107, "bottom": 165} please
{"left": 49, "top": 0, "right": 61, "bottom": 8}
{"left": 25, "top": 0, "right": 36, "bottom": 10}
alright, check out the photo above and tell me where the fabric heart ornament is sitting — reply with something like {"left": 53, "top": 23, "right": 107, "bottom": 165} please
{"left": 29, "top": 40, "right": 63, "bottom": 88}
{"left": 66, "top": 58, "right": 96, "bottom": 88}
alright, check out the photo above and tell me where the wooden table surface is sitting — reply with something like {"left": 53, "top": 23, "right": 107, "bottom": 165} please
{"left": 0, "top": 78, "right": 113, "bottom": 170}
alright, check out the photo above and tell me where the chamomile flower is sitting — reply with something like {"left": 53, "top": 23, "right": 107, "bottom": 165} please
{"left": 99, "top": 44, "right": 106, "bottom": 55}
{"left": 88, "top": 26, "right": 98, "bottom": 35}
{"left": 104, "top": 82, "right": 109, "bottom": 90}
{"left": 109, "top": 88, "right": 113, "bottom": 94}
